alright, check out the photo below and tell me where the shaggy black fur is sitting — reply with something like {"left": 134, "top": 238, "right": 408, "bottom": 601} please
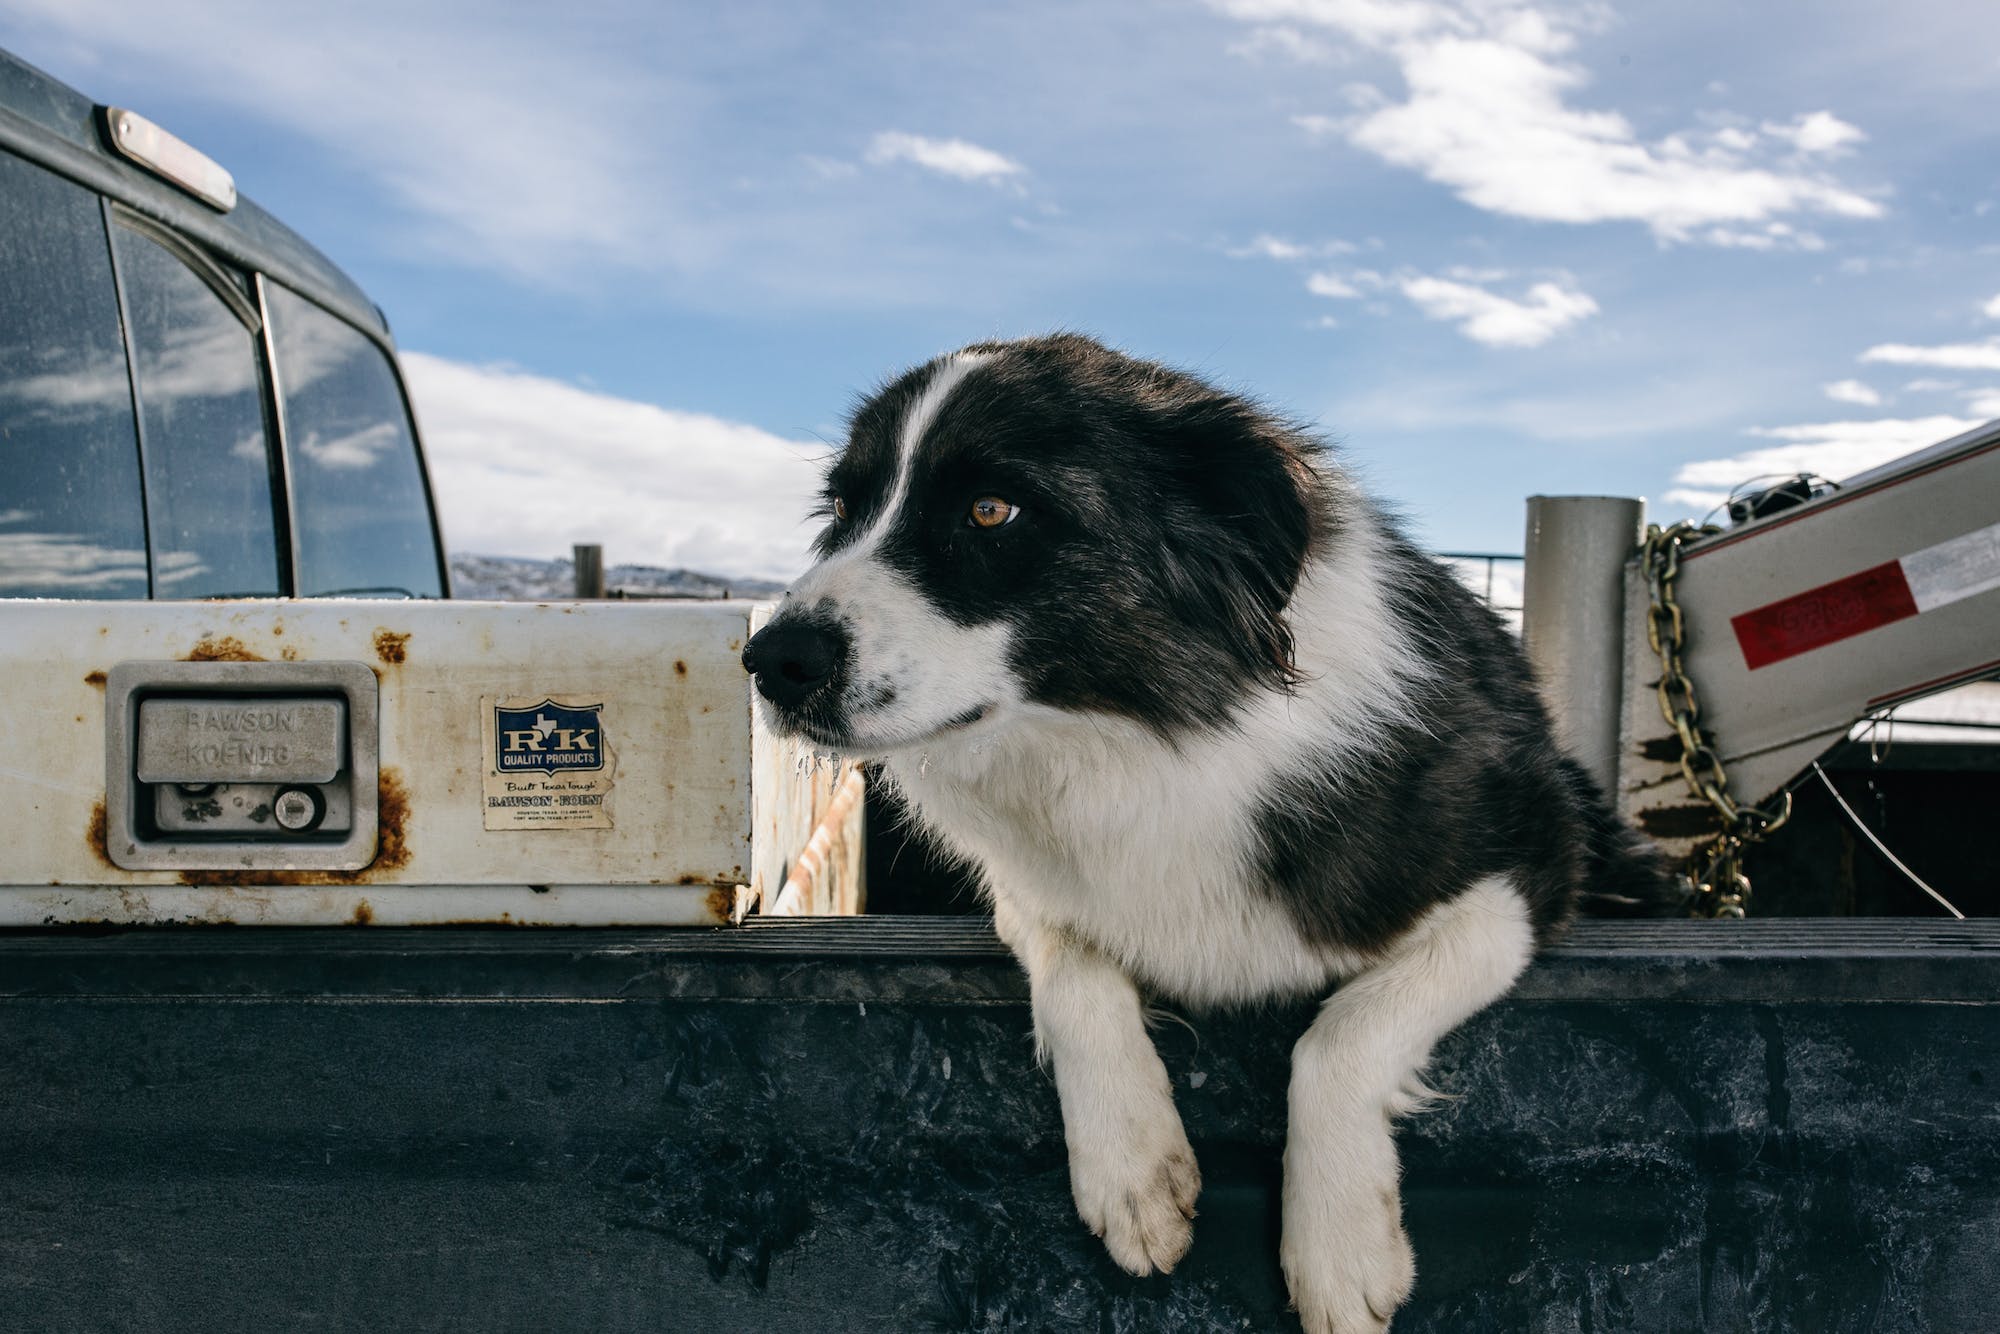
{"left": 817, "top": 334, "right": 1332, "bottom": 733}
{"left": 1250, "top": 534, "right": 1675, "bottom": 951}
{"left": 767, "top": 333, "right": 1677, "bottom": 946}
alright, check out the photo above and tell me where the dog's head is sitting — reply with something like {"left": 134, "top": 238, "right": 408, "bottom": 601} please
{"left": 743, "top": 334, "right": 1331, "bottom": 755}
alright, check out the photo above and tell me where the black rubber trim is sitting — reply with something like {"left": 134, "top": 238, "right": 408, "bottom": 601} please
{"left": 1, "top": 916, "right": 1993, "bottom": 1005}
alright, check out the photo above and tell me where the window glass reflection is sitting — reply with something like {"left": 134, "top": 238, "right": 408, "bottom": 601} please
{"left": 267, "top": 285, "right": 441, "bottom": 597}
{"left": 0, "top": 150, "right": 148, "bottom": 598}
{"left": 111, "top": 222, "right": 282, "bottom": 597}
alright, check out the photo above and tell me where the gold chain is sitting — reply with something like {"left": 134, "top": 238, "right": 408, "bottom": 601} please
{"left": 1640, "top": 522, "right": 1793, "bottom": 918}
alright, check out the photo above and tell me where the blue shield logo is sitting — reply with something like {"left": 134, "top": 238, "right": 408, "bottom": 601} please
{"left": 494, "top": 699, "right": 605, "bottom": 773}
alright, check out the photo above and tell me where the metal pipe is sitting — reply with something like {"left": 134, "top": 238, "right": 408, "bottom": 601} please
{"left": 1523, "top": 496, "right": 1644, "bottom": 792}
{"left": 572, "top": 544, "right": 605, "bottom": 599}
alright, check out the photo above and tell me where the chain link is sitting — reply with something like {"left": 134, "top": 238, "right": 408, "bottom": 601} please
{"left": 1640, "top": 522, "right": 1793, "bottom": 918}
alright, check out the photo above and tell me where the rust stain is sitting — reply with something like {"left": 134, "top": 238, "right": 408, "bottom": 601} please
{"left": 350, "top": 899, "right": 374, "bottom": 926}
{"left": 83, "top": 670, "right": 107, "bottom": 689}
{"left": 85, "top": 800, "right": 111, "bottom": 868}
{"left": 280, "top": 646, "right": 300, "bottom": 661}
{"left": 372, "top": 628, "right": 410, "bottom": 665}
{"left": 271, "top": 624, "right": 284, "bottom": 637}
{"left": 1637, "top": 803, "right": 1723, "bottom": 839}
{"left": 373, "top": 767, "right": 412, "bottom": 871}
{"left": 706, "top": 887, "right": 734, "bottom": 922}
{"left": 675, "top": 873, "right": 701, "bottom": 885}
{"left": 674, "top": 659, "right": 688, "bottom": 676}
{"left": 185, "top": 635, "right": 263, "bottom": 662}
{"left": 175, "top": 768, "right": 411, "bottom": 887}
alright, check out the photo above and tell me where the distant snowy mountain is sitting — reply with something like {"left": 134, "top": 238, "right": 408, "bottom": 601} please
{"left": 450, "top": 553, "right": 786, "bottom": 601}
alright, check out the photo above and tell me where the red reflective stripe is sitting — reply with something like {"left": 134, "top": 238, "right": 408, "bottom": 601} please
{"left": 1730, "top": 560, "right": 1919, "bottom": 670}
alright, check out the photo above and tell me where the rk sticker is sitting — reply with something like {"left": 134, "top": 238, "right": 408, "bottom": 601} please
{"left": 480, "top": 695, "right": 615, "bottom": 830}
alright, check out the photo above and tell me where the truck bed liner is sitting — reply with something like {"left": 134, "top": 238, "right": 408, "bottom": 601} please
{"left": 2, "top": 918, "right": 1994, "bottom": 1331}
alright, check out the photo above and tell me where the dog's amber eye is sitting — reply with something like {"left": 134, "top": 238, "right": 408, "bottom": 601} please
{"left": 969, "top": 496, "right": 1017, "bottom": 529}
{"left": 832, "top": 497, "right": 849, "bottom": 522}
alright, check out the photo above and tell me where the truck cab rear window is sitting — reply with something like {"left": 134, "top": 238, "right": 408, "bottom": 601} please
{"left": 0, "top": 149, "right": 148, "bottom": 599}
{"left": 110, "top": 216, "right": 284, "bottom": 598}
{"left": 266, "top": 285, "right": 442, "bottom": 598}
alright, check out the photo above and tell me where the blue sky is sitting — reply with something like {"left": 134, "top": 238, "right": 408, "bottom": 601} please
{"left": 4, "top": 0, "right": 1997, "bottom": 579}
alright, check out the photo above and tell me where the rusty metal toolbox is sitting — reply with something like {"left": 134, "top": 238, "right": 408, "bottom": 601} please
{"left": 0, "top": 599, "right": 857, "bottom": 926}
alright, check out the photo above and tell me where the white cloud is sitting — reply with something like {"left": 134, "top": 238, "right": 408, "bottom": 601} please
{"left": 866, "top": 131, "right": 1026, "bottom": 184}
{"left": 2, "top": 0, "right": 670, "bottom": 280}
{"left": 1664, "top": 414, "right": 1981, "bottom": 510}
{"left": 0, "top": 532, "right": 149, "bottom": 592}
{"left": 298, "top": 421, "right": 400, "bottom": 471}
{"left": 1236, "top": 234, "right": 1309, "bottom": 261}
{"left": 1215, "top": 0, "right": 1883, "bottom": 243}
{"left": 802, "top": 155, "right": 862, "bottom": 182}
{"left": 402, "top": 353, "right": 824, "bottom": 581}
{"left": 1984, "top": 293, "right": 2000, "bottom": 319}
{"left": 1822, "top": 379, "right": 1882, "bottom": 407}
{"left": 1702, "top": 221, "right": 1825, "bottom": 252}
{"left": 1218, "top": 0, "right": 1454, "bottom": 46}
{"left": 1397, "top": 273, "right": 1598, "bottom": 347}
{"left": 1229, "top": 23, "right": 1347, "bottom": 63}
{"left": 1861, "top": 339, "right": 2000, "bottom": 371}
{"left": 1761, "top": 111, "right": 1866, "bottom": 156}
{"left": 1969, "top": 389, "right": 2000, "bottom": 419}
{"left": 1307, "top": 271, "right": 1363, "bottom": 299}
{"left": 1230, "top": 233, "right": 1358, "bottom": 260}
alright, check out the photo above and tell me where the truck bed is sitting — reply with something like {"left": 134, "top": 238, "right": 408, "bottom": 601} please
{"left": 2, "top": 918, "right": 1995, "bottom": 1332}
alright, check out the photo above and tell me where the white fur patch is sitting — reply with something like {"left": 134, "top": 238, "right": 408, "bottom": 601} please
{"left": 887, "top": 505, "right": 1430, "bottom": 1005}
{"left": 783, "top": 352, "right": 1011, "bottom": 754}
{"left": 996, "top": 901, "right": 1200, "bottom": 1277}
{"left": 1280, "top": 876, "right": 1533, "bottom": 1332}
{"left": 866, "top": 352, "right": 990, "bottom": 550}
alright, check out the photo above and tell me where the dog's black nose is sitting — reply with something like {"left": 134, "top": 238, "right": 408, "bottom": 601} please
{"left": 742, "top": 619, "right": 848, "bottom": 708}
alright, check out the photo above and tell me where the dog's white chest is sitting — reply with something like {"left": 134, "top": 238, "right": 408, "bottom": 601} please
{"left": 893, "top": 736, "right": 1351, "bottom": 1006}
{"left": 1049, "top": 858, "right": 1344, "bottom": 1006}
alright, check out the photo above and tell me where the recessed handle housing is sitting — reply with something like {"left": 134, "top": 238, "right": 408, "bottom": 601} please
{"left": 105, "top": 661, "right": 379, "bottom": 872}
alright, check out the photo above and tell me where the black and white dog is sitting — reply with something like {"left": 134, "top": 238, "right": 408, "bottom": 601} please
{"left": 743, "top": 334, "right": 1667, "bottom": 1332}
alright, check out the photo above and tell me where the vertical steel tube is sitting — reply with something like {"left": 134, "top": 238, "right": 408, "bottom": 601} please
{"left": 1523, "top": 496, "right": 1644, "bottom": 792}
{"left": 573, "top": 544, "right": 605, "bottom": 599}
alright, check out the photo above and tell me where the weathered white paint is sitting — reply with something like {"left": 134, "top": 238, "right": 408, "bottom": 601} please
{"left": 0, "top": 598, "right": 855, "bottom": 925}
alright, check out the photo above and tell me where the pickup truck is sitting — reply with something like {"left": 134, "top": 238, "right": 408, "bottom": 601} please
{"left": 3, "top": 46, "right": 1994, "bottom": 1334}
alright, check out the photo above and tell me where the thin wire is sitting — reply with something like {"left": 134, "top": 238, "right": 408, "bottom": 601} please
{"left": 1811, "top": 761, "right": 1966, "bottom": 920}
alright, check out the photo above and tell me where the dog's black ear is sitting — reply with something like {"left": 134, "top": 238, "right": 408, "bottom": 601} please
{"left": 1158, "top": 395, "right": 1323, "bottom": 688}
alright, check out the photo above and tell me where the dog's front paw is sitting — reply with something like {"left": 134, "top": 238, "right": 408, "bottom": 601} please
{"left": 1068, "top": 1111, "right": 1201, "bottom": 1275}
{"left": 1282, "top": 1182, "right": 1416, "bottom": 1333}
